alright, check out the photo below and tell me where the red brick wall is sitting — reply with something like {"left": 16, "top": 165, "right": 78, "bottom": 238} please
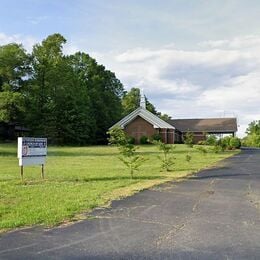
{"left": 183, "top": 132, "right": 206, "bottom": 143}
{"left": 167, "top": 129, "right": 175, "bottom": 144}
{"left": 124, "top": 116, "right": 157, "bottom": 144}
{"left": 159, "top": 128, "right": 175, "bottom": 144}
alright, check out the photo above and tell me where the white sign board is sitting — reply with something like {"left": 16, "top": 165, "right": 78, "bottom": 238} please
{"left": 17, "top": 137, "right": 47, "bottom": 166}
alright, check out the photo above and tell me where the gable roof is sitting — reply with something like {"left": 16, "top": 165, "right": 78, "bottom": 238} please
{"left": 110, "top": 107, "right": 175, "bottom": 130}
{"left": 168, "top": 118, "right": 237, "bottom": 133}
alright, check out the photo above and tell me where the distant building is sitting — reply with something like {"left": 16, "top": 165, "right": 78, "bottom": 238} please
{"left": 0, "top": 122, "right": 30, "bottom": 140}
{"left": 168, "top": 118, "right": 237, "bottom": 143}
{"left": 110, "top": 92, "right": 237, "bottom": 144}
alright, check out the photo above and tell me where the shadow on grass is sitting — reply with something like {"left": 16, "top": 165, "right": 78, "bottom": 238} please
{"left": 140, "top": 150, "right": 197, "bottom": 155}
{"left": 11, "top": 175, "right": 165, "bottom": 186}
{"left": 0, "top": 151, "right": 17, "bottom": 157}
{"left": 47, "top": 151, "right": 119, "bottom": 157}
{"left": 74, "top": 175, "right": 164, "bottom": 182}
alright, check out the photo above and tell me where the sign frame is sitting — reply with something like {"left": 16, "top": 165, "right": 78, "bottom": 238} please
{"left": 17, "top": 137, "right": 47, "bottom": 179}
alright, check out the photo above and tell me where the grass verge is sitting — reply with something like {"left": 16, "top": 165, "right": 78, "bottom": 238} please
{"left": 0, "top": 143, "right": 238, "bottom": 232}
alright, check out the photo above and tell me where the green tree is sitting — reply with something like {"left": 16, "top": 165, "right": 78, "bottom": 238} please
{"left": 0, "top": 84, "right": 25, "bottom": 122}
{"left": 0, "top": 43, "right": 30, "bottom": 90}
{"left": 243, "top": 120, "right": 260, "bottom": 147}
{"left": 184, "top": 131, "right": 194, "bottom": 147}
{"left": 70, "top": 52, "right": 124, "bottom": 144}
{"left": 107, "top": 126, "right": 128, "bottom": 145}
{"left": 26, "top": 34, "right": 67, "bottom": 138}
{"left": 229, "top": 137, "right": 241, "bottom": 149}
{"left": 205, "top": 134, "right": 217, "bottom": 146}
{"left": 122, "top": 87, "right": 158, "bottom": 115}
{"left": 154, "top": 140, "right": 176, "bottom": 171}
{"left": 108, "top": 127, "right": 146, "bottom": 178}
{"left": 122, "top": 87, "right": 170, "bottom": 119}
{"left": 0, "top": 34, "right": 127, "bottom": 144}
{"left": 246, "top": 120, "right": 260, "bottom": 135}
{"left": 0, "top": 43, "right": 29, "bottom": 125}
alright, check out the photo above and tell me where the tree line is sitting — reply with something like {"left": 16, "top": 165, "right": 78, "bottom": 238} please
{"left": 0, "top": 33, "right": 167, "bottom": 145}
{"left": 242, "top": 120, "right": 260, "bottom": 147}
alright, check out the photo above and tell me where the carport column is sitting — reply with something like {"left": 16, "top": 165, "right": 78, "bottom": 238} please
{"left": 168, "top": 129, "right": 175, "bottom": 144}
{"left": 160, "top": 128, "right": 167, "bottom": 144}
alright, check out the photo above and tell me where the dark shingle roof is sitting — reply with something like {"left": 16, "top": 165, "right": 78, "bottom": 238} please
{"left": 168, "top": 118, "right": 237, "bottom": 133}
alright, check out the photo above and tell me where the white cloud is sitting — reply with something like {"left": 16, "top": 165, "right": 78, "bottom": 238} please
{"left": 27, "top": 16, "right": 48, "bottom": 25}
{"left": 2, "top": 32, "right": 259, "bottom": 137}
{"left": 200, "top": 35, "right": 260, "bottom": 50}
{"left": 95, "top": 35, "right": 260, "bottom": 137}
{"left": 0, "top": 32, "right": 38, "bottom": 52}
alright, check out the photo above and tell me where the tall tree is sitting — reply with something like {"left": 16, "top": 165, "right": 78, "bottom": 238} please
{"left": 246, "top": 120, "right": 260, "bottom": 135}
{"left": 0, "top": 43, "right": 29, "bottom": 90}
{"left": 243, "top": 120, "right": 260, "bottom": 148}
{"left": 122, "top": 88, "right": 157, "bottom": 115}
{"left": 69, "top": 52, "right": 124, "bottom": 144}
{"left": 0, "top": 34, "right": 126, "bottom": 144}
{"left": 0, "top": 43, "right": 29, "bottom": 124}
{"left": 121, "top": 87, "right": 171, "bottom": 120}
{"left": 26, "top": 34, "right": 67, "bottom": 139}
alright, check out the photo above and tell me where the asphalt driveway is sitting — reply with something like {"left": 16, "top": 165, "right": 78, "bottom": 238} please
{"left": 0, "top": 149, "right": 259, "bottom": 259}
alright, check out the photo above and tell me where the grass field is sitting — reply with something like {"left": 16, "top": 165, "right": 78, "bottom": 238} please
{"left": 0, "top": 143, "right": 238, "bottom": 232}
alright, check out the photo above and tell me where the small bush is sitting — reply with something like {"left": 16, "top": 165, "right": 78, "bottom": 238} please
{"left": 216, "top": 136, "right": 241, "bottom": 150}
{"left": 242, "top": 134, "right": 260, "bottom": 148}
{"left": 184, "top": 132, "right": 194, "bottom": 147}
{"left": 140, "top": 135, "right": 149, "bottom": 144}
{"left": 107, "top": 126, "right": 127, "bottom": 145}
{"left": 218, "top": 136, "right": 231, "bottom": 150}
{"left": 212, "top": 145, "right": 223, "bottom": 153}
{"left": 229, "top": 137, "right": 241, "bottom": 149}
{"left": 128, "top": 136, "right": 135, "bottom": 144}
{"left": 186, "top": 153, "right": 192, "bottom": 162}
{"left": 197, "top": 140, "right": 206, "bottom": 145}
{"left": 206, "top": 135, "right": 217, "bottom": 146}
{"left": 151, "top": 133, "right": 162, "bottom": 141}
{"left": 196, "top": 146, "right": 208, "bottom": 155}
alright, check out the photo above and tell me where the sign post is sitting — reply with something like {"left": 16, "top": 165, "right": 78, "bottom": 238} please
{"left": 17, "top": 137, "right": 47, "bottom": 180}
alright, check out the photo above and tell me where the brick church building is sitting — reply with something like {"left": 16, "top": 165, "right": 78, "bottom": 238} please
{"left": 110, "top": 92, "right": 237, "bottom": 144}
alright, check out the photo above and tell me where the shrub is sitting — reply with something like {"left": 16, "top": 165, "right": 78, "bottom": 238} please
{"left": 218, "top": 136, "right": 232, "bottom": 150}
{"left": 242, "top": 134, "right": 260, "bottom": 148}
{"left": 151, "top": 133, "right": 162, "bottom": 141}
{"left": 212, "top": 145, "right": 223, "bottom": 153}
{"left": 196, "top": 146, "right": 208, "bottom": 155}
{"left": 197, "top": 140, "right": 206, "bottom": 145}
{"left": 206, "top": 135, "right": 217, "bottom": 146}
{"left": 140, "top": 135, "right": 149, "bottom": 144}
{"left": 186, "top": 153, "right": 192, "bottom": 162}
{"left": 184, "top": 132, "right": 194, "bottom": 147}
{"left": 107, "top": 126, "right": 127, "bottom": 146}
{"left": 229, "top": 137, "right": 241, "bottom": 149}
{"left": 128, "top": 136, "right": 135, "bottom": 144}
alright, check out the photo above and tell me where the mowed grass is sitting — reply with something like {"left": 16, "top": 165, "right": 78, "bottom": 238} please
{"left": 0, "top": 143, "right": 238, "bottom": 232}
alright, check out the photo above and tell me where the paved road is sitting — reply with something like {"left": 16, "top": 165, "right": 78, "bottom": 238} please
{"left": 0, "top": 149, "right": 259, "bottom": 259}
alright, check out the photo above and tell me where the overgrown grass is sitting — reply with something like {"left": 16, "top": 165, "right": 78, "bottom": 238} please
{"left": 0, "top": 143, "right": 238, "bottom": 232}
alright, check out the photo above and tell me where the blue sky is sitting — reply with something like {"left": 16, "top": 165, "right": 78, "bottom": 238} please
{"left": 1, "top": 0, "right": 260, "bottom": 136}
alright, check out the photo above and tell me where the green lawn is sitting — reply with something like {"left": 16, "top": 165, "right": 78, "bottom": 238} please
{"left": 0, "top": 143, "right": 238, "bottom": 232}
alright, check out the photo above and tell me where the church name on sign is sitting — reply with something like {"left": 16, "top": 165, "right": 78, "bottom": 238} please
{"left": 21, "top": 139, "right": 47, "bottom": 157}
{"left": 18, "top": 137, "right": 47, "bottom": 166}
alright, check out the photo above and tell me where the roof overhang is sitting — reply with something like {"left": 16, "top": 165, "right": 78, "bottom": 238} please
{"left": 110, "top": 107, "right": 175, "bottom": 130}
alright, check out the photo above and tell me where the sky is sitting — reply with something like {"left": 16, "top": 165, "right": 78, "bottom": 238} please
{"left": 1, "top": 0, "right": 260, "bottom": 137}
